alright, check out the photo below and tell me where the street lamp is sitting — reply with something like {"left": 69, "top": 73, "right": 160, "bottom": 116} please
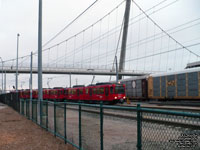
{"left": 16, "top": 33, "right": 20, "bottom": 92}
{"left": 0, "top": 57, "right": 3, "bottom": 94}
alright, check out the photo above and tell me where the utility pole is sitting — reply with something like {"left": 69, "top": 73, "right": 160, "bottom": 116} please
{"left": 16, "top": 33, "right": 20, "bottom": 92}
{"left": 38, "top": 0, "right": 43, "bottom": 125}
{"left": 119, "top": 0, "right": 131, "bottom": 79}
{"left": 30, "top": 52, "right": 33, "bottom": 102}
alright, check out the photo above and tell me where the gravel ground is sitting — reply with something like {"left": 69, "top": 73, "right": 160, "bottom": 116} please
{"left": 0, "top": 103, "right": 75, "bottom": 150}
{"left": 52, "top": 106, "right": 138, "bottom": 150}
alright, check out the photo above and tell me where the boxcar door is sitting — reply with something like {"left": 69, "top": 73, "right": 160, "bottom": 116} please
{"left": 142, "top": 79, "right": 148, "bottom": 99}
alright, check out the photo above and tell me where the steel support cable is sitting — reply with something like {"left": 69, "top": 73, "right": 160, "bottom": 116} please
{"left": 98, "top": 20, "right": 102, "bottom": 66}
{"left": 126, "top": 22, "right": 200, "bottom": 52}
{"left": 44, "top": 0, "right": 178, "bottom": 56}
{"left": 3, "top": 0, "right": 179, "bottom": 74}
{"left": 3, "top": 0, "right": 172, "bottom": 63}
{"left": 105, "top": 14, "right": 111, "bottom": 67}
{"left": 58, "top": 26, "right": 123, "bottom": 67}
{"left": 89, "top": 25, "right": 93, "bottom": 68}
{"left": 3, "top": 0, "right": 124, "bottom": 64}
{"left": 166, "top": 37, "right": 170, "bottom": 71}
{"left": 173, "top": 42, "right": 178, "bottom": 70}
{"left": 103, "top": 41, "right": 200, "bottom": 68}
{"left": 132, "top": 0, "right": 200, "bottom": 58}
{"left": 65, "top": 41, "right": 68, "bottom": 67}
{"left": 60, "top": 34, "right": 200, "bottom": 68}
{"left": 49, "top": 1, "right": 126, "bottom": 67}
{"left": 42, "top": 0, "right": 99, "bottom": 48}
{"left": 128, "top": 0, "right": 179, "bottom": 29}
{"left": 44, "top": 0, "right": 169, "bottom": 56}
{"left": 41, "top": 0, "right": 169, "bottom": 57}
{"left": 109, "top": 16, "right": 124, "bottom": 81}
{"left": 136, "top": 10, "right": 142, "bottom": 71}
{"left": 125, "top": 42, "right": 200, "bottom": 63}
{"left": 81, "top": 30, "right": 85, "bottom": 67}
{"left": 143, "top": 17, "right": 149, "bottom": 71}
{"left": 42, "top": 0, "right": 126, "bottom": 52}
{"left": 73, "top": 35, "right": 77, "bottom": 67}
{"left": 158, "top": 32, "right": 164, "bottom": 71}
{"left": 126, "top": 20, "right": 200, "bottom": 50}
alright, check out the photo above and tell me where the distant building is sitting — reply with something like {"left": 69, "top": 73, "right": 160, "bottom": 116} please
{"left": 185, "top": 61, "right": 200, "bottom": 69}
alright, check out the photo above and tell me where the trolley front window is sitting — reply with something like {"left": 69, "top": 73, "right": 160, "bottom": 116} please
{"left": 115, "top": 86, "right": 125, "bottom": 94}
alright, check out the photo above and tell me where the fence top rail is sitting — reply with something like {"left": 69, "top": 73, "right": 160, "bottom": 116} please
{"left": 21, "top": 99, "right": 200, "bottom": 118}
{"left": 140, "top": 107, "right": 200, "bottom": 118}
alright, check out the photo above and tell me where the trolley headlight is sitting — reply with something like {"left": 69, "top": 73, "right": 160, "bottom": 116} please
{"left": 114, "top": 96, "right": 117, "bottom": 99}
{"left": 123, "top": 96, "right": 126, "bottom": 99}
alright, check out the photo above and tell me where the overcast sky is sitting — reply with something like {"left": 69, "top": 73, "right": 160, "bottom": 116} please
{"left": 0, "top": 0, "right": 200, "bottom": 90}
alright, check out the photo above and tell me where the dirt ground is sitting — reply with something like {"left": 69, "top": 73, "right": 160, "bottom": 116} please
{"left": 0, "top": 104, "right": 75, "bottom": 150}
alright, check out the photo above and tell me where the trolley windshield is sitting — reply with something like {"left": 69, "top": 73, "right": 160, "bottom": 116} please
{"left": 115, "top": 86, "right": 125, "bottom": 94}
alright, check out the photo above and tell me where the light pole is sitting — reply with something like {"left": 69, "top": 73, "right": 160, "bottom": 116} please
{"left": 38, "top": 0, "right": 43, "bottom": 125}
{"left": 0, "top": 57, "right": 3, "bottom": 93}
{"left": 16, "top": 33, "right": 20, "bottom": 92}
{"left": 30, "top": 52, "right": 33, "bottom": 102}
{"left": 38, "top": 0, "right": 43, "bottom": 101}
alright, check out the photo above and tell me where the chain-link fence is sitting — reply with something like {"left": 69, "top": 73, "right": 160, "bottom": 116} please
{"left": 1, "top": 93, "right": 200, "bottom": 150}
{"left": 140, "top": 107, "right": 200, "bottom": 150}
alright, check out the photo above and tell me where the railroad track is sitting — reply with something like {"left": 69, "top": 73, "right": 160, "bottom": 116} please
{"left": 130, "top": 99, "right": 200, "bottom": 107}
{"left": 54, "top": 104, "right": 200, "bottom": 129}
{"left": 116, "top": 103, "right": 200, "bottom": 113}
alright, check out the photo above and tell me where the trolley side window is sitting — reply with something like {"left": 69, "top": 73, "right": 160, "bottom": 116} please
{"left": 77, "top": 89, "right": 80, "bottom": 96}
{"left": 100, "top": 87, "right": 104, "bottom": 94}
{"left": 86, "top": 88, "right": 89, "bottom": 94}
{"left": 105, "top": 87, "right": 109, "bottom": 96}
{"left": 115, "top": 86, "right": 125, "bottom": 94}
{"left": 110, "top": 87, "right": 114, "bottom": 94}
{"left": 89, "top": 88, "right": 92, "bottom": 96}
{"left": 64, "top": 89, "right": 68, "bottom": 96}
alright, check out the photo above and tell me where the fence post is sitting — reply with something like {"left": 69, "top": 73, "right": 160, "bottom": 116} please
{"left": 64, "top": 100, "right": 67, "bottom": 144}
{"left": 100, "top": 102, "right": 104, "bottom": 150}
{"left": 28, "top": 99, "right": 30, "bottom": 119}
{"left": 54, "top": 100, "right": 56, "bottom": 137}
{"left": 22, "top": 99, "right": 24, "bottom": 115}
{"left": 26, "top": 99, "right": 27, "bottom": 117}
{"left": 36, "top": 100, "right": 38, "bottom": 123}
{"left": 79, "top": 102, "right": 82, "bottom": 150}
{"left": 26, "top": 99, "right": 29, "bottom": 119}
{"left": 46, "top": 101, "right": 48, "bottom": 131}
{"left": 137, "top": 104, "right": 142, "bottom": 150}
{"left": 32, "top": 99, "right": 33, "bottom": 120}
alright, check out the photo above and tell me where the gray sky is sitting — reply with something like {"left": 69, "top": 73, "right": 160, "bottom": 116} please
{"left": 0, "top": 0, "right": 200, "bottom": 90}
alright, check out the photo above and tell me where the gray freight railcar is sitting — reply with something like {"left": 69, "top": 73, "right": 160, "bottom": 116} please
{"left": 120, "top": 76, "right": 148, "bottom": 100}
